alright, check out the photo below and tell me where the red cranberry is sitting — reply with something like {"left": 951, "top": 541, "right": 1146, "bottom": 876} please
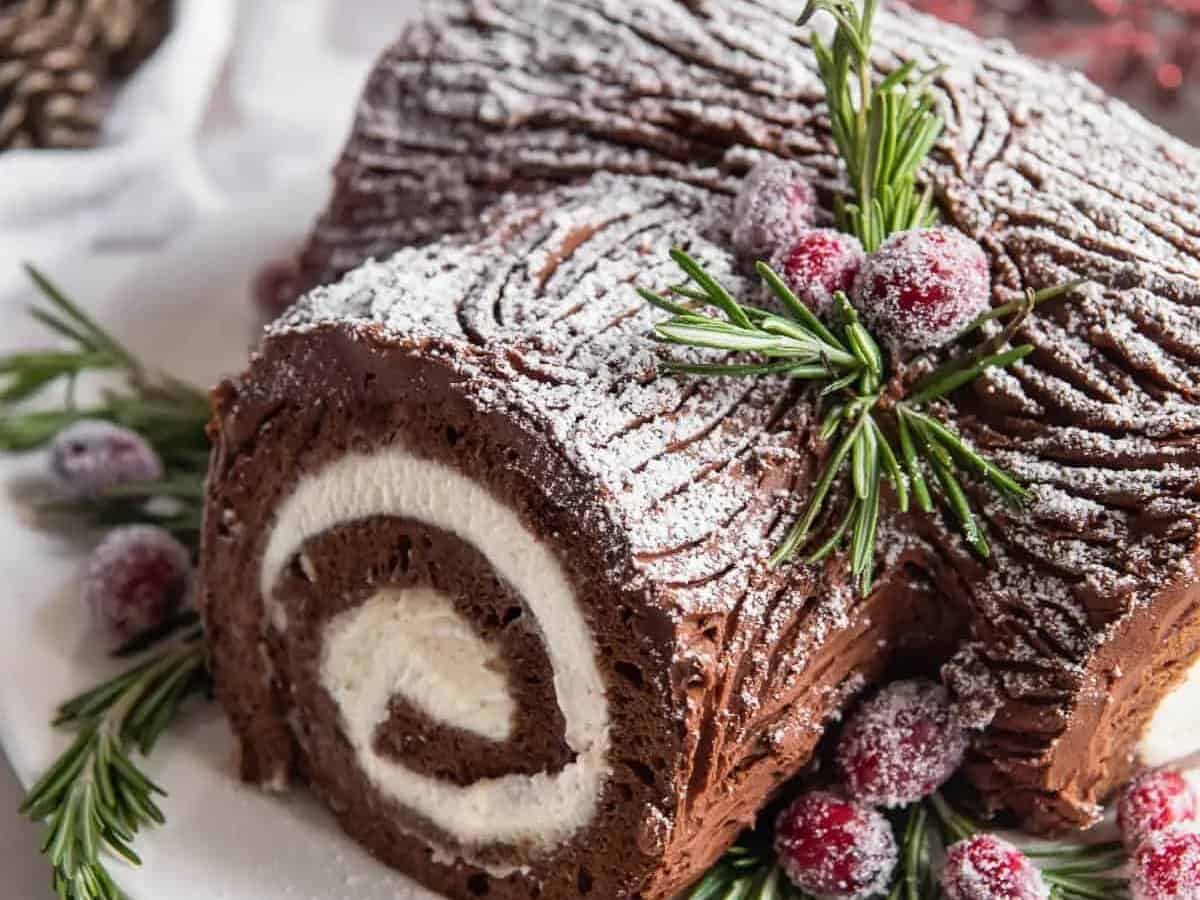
{"left": 774, "top": 791, "right": 898, "bottom": 900}
{"left": 49, "top": 420, "right": 163, "bottom": 497}
{"left": 732, "top": 159, "right": 818, "bottom": 263}
{"left": 772, "top": 229, "right": 865, "bottom": 316}
{"left": 852, "top": 227, "right": 991, "bottom": 351}
{"left": 836, "top": 679, "right": 970, "bottom": 808}
{"left": 941, "top": 835, "right": 1050, "bottom": 900}
{"left": 1133, "top": 828, "right": 1200, "bottom": 900}
{"left": 83, "top": 526, "right": 191, "bottom": 638}
{"left": 1121, "top": 770, "right": 1200, "bottom": 851}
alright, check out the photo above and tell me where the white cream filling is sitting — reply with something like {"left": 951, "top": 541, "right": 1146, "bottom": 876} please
{"left": 259, "top": 448, "right": 610, "bottom": 853}
{"left": 1140, "top": 654, "right": 1200, "bottom": 768}
{"left": 323, "top": 587, "right": 516, "bottom": 743}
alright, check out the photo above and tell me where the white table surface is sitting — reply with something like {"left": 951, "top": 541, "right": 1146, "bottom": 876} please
{"left": 1, "top": 2, "right": 1196, "bottom": 897}
{"left": 2, "top": 757, "right": 51, "bottom": 900}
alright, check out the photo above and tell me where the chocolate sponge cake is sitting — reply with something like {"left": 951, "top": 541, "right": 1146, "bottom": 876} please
{"left": 202, "top": 1, "right": 1200, "bottom": 898}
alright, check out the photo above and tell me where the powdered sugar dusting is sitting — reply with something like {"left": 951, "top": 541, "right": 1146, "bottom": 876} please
{"left": 262, "top": 0, "right": 1200, "bottom": 841}
{"left": 836, "top": 679, "right": 970, "bottom": 809}
{"left": 942, "top": 835, "right": 1050, "bottom": 900}
{"left": 774, "top": 792, "right": 898, "bottom": 900}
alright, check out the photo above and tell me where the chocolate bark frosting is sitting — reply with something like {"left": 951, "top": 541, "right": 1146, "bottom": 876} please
{"left": 205, "top": 2, "right": 1200, "bottom": 898}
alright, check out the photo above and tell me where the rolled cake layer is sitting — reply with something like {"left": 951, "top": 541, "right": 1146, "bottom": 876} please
{"left": 203, "top": 171, "right": 1199, "bottom": 900}
{"left": 264, "top": 0, "right": 1200, "bottom": 836}
{"left": 202, "top": 177, "right": 963, "bottom": 899}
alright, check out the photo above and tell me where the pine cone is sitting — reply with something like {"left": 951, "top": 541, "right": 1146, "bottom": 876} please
{"left": 0, "top": 0, "right": 172, "bottom": 152}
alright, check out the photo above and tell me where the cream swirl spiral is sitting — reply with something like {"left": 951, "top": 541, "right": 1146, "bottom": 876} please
{"left": 258, "top": 447, "right": 611, "bottom": 854}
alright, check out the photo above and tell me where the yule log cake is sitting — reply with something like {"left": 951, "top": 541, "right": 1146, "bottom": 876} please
{"left": 202, "top": 1, "right": 1200, "bottom": 899}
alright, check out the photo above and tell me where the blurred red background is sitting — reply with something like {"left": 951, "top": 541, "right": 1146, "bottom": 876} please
{"left": 904, "top": 0, "right": 1200, "bottom": 142}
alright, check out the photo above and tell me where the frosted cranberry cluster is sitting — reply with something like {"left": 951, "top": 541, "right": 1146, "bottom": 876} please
{"left": 771, "top": 673, "right": 1200, "bottom": 900}
{"left": 774, "top": 679, "right": 969, "bottom": 899}
{"left": 48, "top": 420, "right": 193, "bottom": 640}
{"left": 733, "top": 159, "right": 990, "bottom": 351}
{"left": 1120, "top": 770, "right": 1200, "bottom": 900}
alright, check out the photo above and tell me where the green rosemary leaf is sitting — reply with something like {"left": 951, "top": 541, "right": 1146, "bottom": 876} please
{"left": 755, "top": 866, "right": 783, "bottom": 900}
{"left": 655, "top": 322, "right": 800, "bottom": 354}
{"left": 22, "top": 265, "right": 140, "bottom": 374}
{"left": 670, "top": 249, "right": 754, "bottom": 329}
{"left": 0, "top": 408, "right": 93, "bottom": 451}
{"left": 900, "top": 804, "right": 929, "bottom": 900}
{"left": 845, "top": 321, "right": 883, "bottom": 385}
{"left": 928, "top": 792, "right": 979, "bottom": 845}
{"left": 665, "top": 361, "right": 825, "bottom": 378}
{"left": 24, "top": 635, "right": 208, "bottom": 900}
{"left": 910, "top": 411, "right": 1029, "bottom": 505}
{"left": 895, "top": 411, "right": 933, "bottom": 514}
{"left": 638, "top": 287, "right": 694, "bottom": 318}
{"left": 772, "top": 402, "right": 874, "bottom": 566}
{"left": 851, "top": 468, "right": 881, "bottom": 590}
{"left": 908, "top": 344, "right": 1034, "bottom": 405}
{"left": 1026, "top": 842, "right": 1124, "bottom": 861}
{"left": 805, "top": 499, "right": 859, "bottom": 564}
{"left": 689, "top": 867, "right": 736, "bottom": 900}
{"left": 756, "top": 263, "right": 846, "bottom": 351}
{"left": 1042, "top": 872, "right": 1127, "bottom": 900}
{"left": 820, "top": 403, "right": 847, "bottom": 442}
{"left": 871, "top": 417, "right": 909, "bottom": 513}
{"left": 820, "top": 369, "right": 863, "bottom": 398}
{"left": 934, "top": 460, "right": 989, "bottom": 557}
{"left": 963, "top": 279, "right": 1088, "bottom": 335}
{"left": 853, "top": 417, "right": 877, "bottom": 501}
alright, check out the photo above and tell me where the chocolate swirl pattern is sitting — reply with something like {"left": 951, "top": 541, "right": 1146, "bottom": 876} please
{"left": 203, "top": 178, "right": 933, "bottom": 900}
{"left": 259, "top": 448, "right": 609, "bottom": 853}
{"left": 204, "top": 2, "right": 1200, "bottom": 899}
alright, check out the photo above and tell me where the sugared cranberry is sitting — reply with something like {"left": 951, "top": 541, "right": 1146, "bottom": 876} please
{"left": 732, "top": 158, "right": 818, "bottom": 263}
{"left": 852, "top": 227, "right": 991, "bottom": 351}
{"left": 50, "top": 420, "right": 163, "bottom": 497}
{"left": 1133, "top": 828, "right": 1200, "bottom": 900}
{"left": 774, "top": 791, "right": 898, "bottom": 900}
{"left": 772, "top": 229, "right": 865, "bottom": 316}
{"left": 83, "top": 526, "right": 191, "bottom": 638}
{"left": 1121, "top": 771, "right": 1200, "bottom": 851}
{"left": 836, "top": 679, "right": 970, "bottom": 808}
{"left": 941, "top": 835, "right": 1050, "bottom": 900}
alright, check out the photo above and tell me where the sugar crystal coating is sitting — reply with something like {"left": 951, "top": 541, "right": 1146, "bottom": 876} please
{"left": 1134, "top": 828, "right": 1200, "bottom": 900}
{"left": 83, "top": 525, "right": 191, "bottom": 638}
{"left": 772, "top": 228, "right": 865, "bottom": 317}
{"left": 852, "top": 227, "right": 991, "bottom": 351}
{"left": 49, "top": 420, "right": 163, "bottom": 497}
{"left": 732, "top": 159, "right": 818, "bottom": 264}
{"left": 774, "top": 791, "right": 898, "bottom": 900}
{"left": 837, "top": 679, "right": 970, "bottom": 808}
{"left": 1120, "top": 770, "right": 1200, "bottom": 851}
{"left": 941, "top": 835, "right": 1050, "bottom": 900}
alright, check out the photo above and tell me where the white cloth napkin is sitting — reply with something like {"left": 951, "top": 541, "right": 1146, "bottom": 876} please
{"left": 0, "top": 0, "right": 236, "bottom": 301}
{"left": 0, "top": 0, "right": 423, "bottom": 305}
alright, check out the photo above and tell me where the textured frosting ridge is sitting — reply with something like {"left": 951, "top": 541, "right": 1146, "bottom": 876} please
{"left": 202, "top": 3, "right": 1200, "bottom": 898}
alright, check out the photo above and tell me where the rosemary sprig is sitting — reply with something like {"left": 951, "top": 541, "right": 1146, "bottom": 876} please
{"left": 686, "top": 793, "right": 1129, "bottom": 900}
{"left": 682, "top": 843, "right": 804, "bottom": 900}
{"left": 20, "top": 632, "right": 208, "bottom": 900}
{"left": 641, "top": 251, "right": 1035, "bottom": 590}
{"left": 0, "top": 265, "right": 211, "bottom": 467}
{"left": 4, "top": 268, "right": 216, "bottom": 898}
{"left": 799, "top": 0, "right": 946, "bottom": 250}
{"left": 1, "top": 266, "right": 212, "bottom": 545}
